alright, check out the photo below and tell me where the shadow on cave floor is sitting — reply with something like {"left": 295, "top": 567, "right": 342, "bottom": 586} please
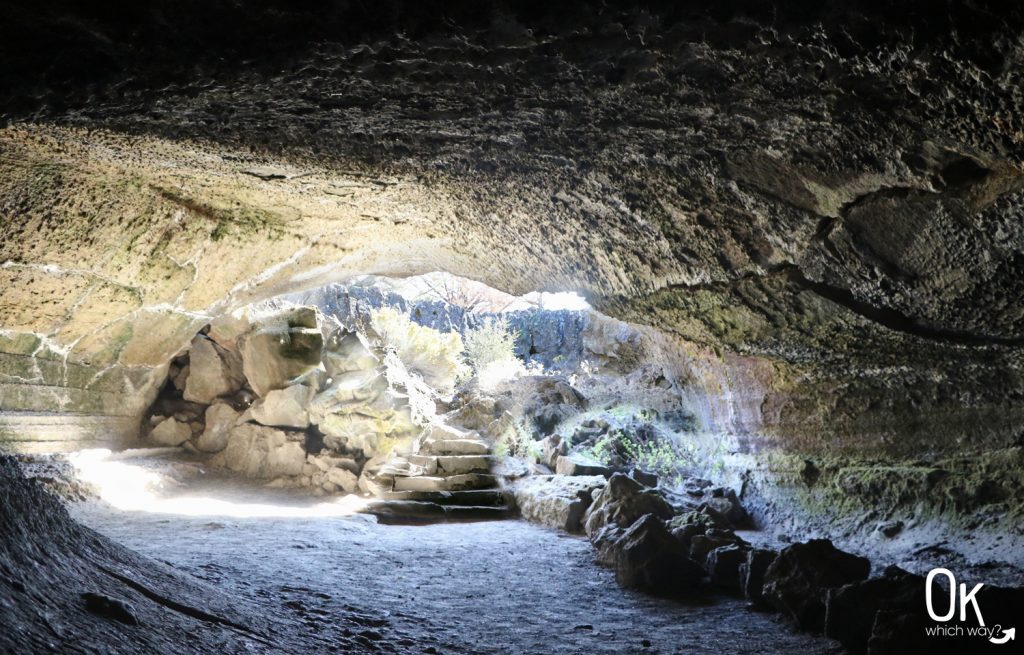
{"left": 62, "top": 453, "right": 843, "bottom": 655}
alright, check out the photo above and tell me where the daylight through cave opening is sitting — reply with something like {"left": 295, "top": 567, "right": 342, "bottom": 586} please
{"left": 3, "top": 2, "right": 1024, "bottom": 653}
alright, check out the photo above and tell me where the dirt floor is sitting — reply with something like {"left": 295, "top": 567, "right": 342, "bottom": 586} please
{"left": 65, "top": 466, "right": 844, "bottom": 655}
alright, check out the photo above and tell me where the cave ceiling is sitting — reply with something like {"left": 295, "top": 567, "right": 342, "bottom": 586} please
{"left": 1, "top": 0, "right": 1023, "bottom": 454}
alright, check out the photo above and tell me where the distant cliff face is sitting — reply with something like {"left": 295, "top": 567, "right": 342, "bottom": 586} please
{"left": 1, "top": 1, "right": 1023, "bottom": 462}
{"left": 278, "top": 282, "right": 603, "bottom": 372}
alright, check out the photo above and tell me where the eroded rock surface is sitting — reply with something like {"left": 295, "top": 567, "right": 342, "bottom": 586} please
{"left": 3, "top": 2, "right": 1022, "bottom": 461}
{"left": 513, "top": 474, "right": 606, "bottom": 533}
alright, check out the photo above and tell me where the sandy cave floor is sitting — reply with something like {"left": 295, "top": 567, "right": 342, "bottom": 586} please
{"left": 67, "top": 475, "right": 844, "bottom": 655}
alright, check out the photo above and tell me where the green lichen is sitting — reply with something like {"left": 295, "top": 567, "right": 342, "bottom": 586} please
{"left": 757, "top": 449, "right": 1024, "bottom": 527}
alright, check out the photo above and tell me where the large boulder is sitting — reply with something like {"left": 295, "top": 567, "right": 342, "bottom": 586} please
{"left": 705, "top": 544, "right": 750, "bottom": 593}
{"left": 740, "top": 548, "right": 777, "bottom": 606}
{"left": 247, "top": 385, "right": 313, "bottom": 429}
{"left": 309, "top": 370, "right": 388, "bottom": 415}
{"left": 700, "top": 487, "right": 748, "bottom": 528}
{"left": 308, "top": 453, "right": 360, "bottom": 474}
{"left": 211, "top": 423, "right": 306, "bottom": 479}
{"left": 519, "top": 375, "right": 586, "bottom": 434}
{"left": 241, "top": 307, "right": 323, "bottom": 397}
{"left": 196, "top": 402, "right": 239, "bottom": 453}
{"left": 513, "top": 475, "right": 606, "bottom": 533}
{"left": 538, "top": 434, "right": 568, "bottom": 469}
{"left": 824, "top": 566, "right": 926, "bottom": 655}
{"left": 148, "top": 417, "right": 191, "bottom": 446}
{"left": 322, "top": 329, "right": 378, "bottom": 377}
{"left": 828, "top": 575, "right": 1024, "bottom": 655}
{"left": 183, "top": 335, "right": 245, "bottom": 403}
{"left": 357, "top": 454, "right": 394, "bottom": 496}
{"left": 325, "top": 467, "right": 359, "bottom": 493}
{"left": 667, "top": 508, "right": 731, "bottom": 545}
{"left": 593, "top": 514, "right": 705, "bottom": 595}
{"left": 444, "top": 392, "right": 498, "bottom": 431}
{"left": 581, "top": 313, "right": 646, "bottom": 372}
{"left": 317, "top": 413, "right": 387, "bottom": 456}
{"left": 688, "top": 529, "right": 748, "bottom": 564}
{"left": 309, "top": 365, "right": 418, "bottom": 457}
{"left": 762, "top": 539, "right": 872, "bottom": 632}
{"left": 584, "top": 472, "right": 674, "bottom": 539}
{"left": 866, "top": 611, "right": 932, "bottom": 655}
{"left": 555, "top": 453, "right": 611, "bottom": 477}
{"left": 206, "top": 311, "right": 252, "bottom": 350}
{"left": 170, "top": 362, "right": 189, "bottom": 392}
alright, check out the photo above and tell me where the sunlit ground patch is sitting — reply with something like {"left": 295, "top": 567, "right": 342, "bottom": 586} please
{"left": 69, "top": 448, "right": 370, "bottom": 519}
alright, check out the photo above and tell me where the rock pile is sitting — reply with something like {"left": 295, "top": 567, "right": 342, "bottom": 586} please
{"left": 144, "top": 306, "right": 420, "bottom": 496}
{"left": 511, "top": 466, "right": 1014, "bottom": 654}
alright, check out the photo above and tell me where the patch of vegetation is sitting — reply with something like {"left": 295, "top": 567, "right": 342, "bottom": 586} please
{"left": 370, "top": 307, "right": 468, "bottom": 395}
{"left": 463, "top": 317, "right": 525, "bottom": 389}
{"left": 464, "top": 317, "right": 519, "bottom": 371}
{"left": 493, "top": 421, "right": 542, "bottom": 461}
{"left": 621, "top": 436, "right": 692, "bottom": 480}
{"left": 572, "top": 405, "right": 732, "bottom": 486}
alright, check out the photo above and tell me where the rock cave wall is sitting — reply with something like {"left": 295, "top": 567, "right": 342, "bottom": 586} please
{"left": 1, "top": 1, "right": 1023, "bottom": 532}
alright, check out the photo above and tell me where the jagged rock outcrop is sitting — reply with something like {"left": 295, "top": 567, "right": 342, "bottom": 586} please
{"left": 584, "top": 473, "right": 675, "bottom": 540}
{"left": 148, "top": 417, "right": 192, "bottom": 447}
{"left": 197, "top": 402, "right": 239, "bottom": 453}
{"left": 183, "top": 335, "right": 245, "bottom": 404}
{"left": 593, "top": 513, "right": 706, "bottom": 595}
{"left": 762, "top": 539, "right": 872, "bottom": 632}
{"left": 247, "top": 385, "right": 313, "bottom": 429}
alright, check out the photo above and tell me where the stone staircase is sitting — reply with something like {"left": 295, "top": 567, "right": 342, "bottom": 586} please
{"left": 360, "top": 425, "right": 513, "bottom": 524}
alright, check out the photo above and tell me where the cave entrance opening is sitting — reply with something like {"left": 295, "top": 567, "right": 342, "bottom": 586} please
{"left": 58, "top": 271, "right": 720, "bottom": 525}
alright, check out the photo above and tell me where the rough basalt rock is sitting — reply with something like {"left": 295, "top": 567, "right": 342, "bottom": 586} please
{"left": 512, "top": 474, "right": 606, "bottom": 533}
{"left": 705, "top": 544, "right": 750, "bottom": 593}
{"left": 196, "top": 402, "right": 240, "bottom": 453}
{"left": 182, "top": 335, "right": 245, "bottom": 404}
{"left": 823, "top": 567, "right": 926, "bottom": 655}
{"left": 584, "top": 473, "right": 675, "bottom": 540}
{"left": 147, "top": 417, "right": 191, "bottom": 447}
{"left": 740, "top": 548, "right": 778, "bottom": 607}
{"left": 592, "top": 513, "right": 706, "bottom": 595}
{"left": 554, "top": 453, "right": 611, "bottom": 478}
{"left": 762, "top": 539, "right": 872, "bottom": 633}
{"left": 241, "top": 309, "right": 323, "bottom": 398}
{"left": 247, "top": 385, "right": 313, "bottom": 429}
{"left": 211, "top": 423, "right": 307, "bottom": 479}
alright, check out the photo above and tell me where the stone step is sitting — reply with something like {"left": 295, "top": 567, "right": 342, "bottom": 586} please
{"left": 408, "top": 454, "right": 493, "bottom": 475}
{"left": 391, "top": 473, "right": 498, "bottom": 493}
{"left": 377, "top": 458, "right": 430, "bottom": 478}
{"left": 426, "top": 423, "right": 481, "bottom": 442}
{"left": 377, "top": 489, "right": 511, "bottom": 507}
{"left": 419, "top": 438, "right": 490, "bottom": 456}
{"left": 360, "top": 500, "right": 513, "bottom": 525}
